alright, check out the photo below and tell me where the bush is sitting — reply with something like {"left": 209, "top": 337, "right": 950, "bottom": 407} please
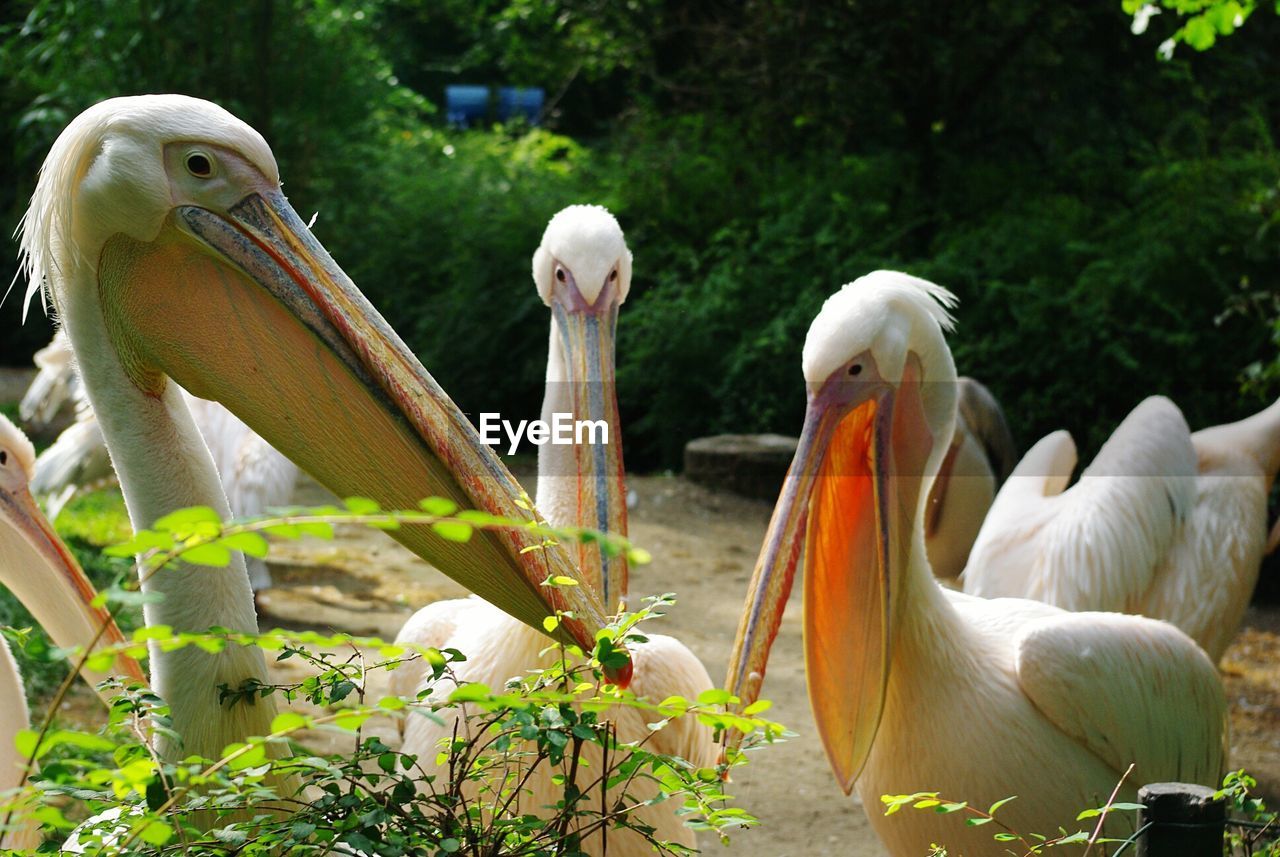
{"left": 1, "top": 501, "right": 783, "bottom": 854}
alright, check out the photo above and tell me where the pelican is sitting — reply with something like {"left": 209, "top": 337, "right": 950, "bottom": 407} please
{"left": 723, "top": 272, "right": 1226, "bottom": 856}
{"left": 393, "top": 206, "right": 714, "bottom": 855}
{"left": 18, "top": 95, "right": 615, "bottom": 765}
{"left": 19, "top": 331, "right": 81, "bottom": 430}
{"left": 924, "top": 376, "right": 1017, "bottom": 582}
{"left": 0, "top": 414, "right": 147, "bottom": 847}
{"left": 961, "top": 393, "right": 1280, "bottom": 662}
{"left": 21, "top": 331, "right": 298, "bottom": 591}
{"left": 0, "top": 414, "right": 145, "bottom": 697}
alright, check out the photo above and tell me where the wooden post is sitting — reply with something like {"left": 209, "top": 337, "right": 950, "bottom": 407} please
{"left": 1136, "top": 783, "right": 1226, "bottom": 857}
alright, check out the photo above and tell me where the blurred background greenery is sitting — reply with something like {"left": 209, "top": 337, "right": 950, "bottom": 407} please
{"left": 1, "top": 0, "right": 1278, "bottom": 471}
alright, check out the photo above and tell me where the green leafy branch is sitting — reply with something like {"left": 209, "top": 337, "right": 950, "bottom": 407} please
{"left": 104, "top": 496, "right": 651, "bottom": 585}
{"left": 882, "top": 764, "right": 1142, "bottom": 856}
{"left": 1123, "top": 0, "right": 1273, "bottom": 56}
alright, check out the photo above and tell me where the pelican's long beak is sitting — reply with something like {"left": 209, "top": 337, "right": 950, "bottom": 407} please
{"left": 547, "top": 275, "right": 628, "bottom": 611}
{"left": 95, "top": 186, "right": 611, "bottom": 653}
{"left": 0, "top": 483, "right": 146, "bottom": 701}
{"left": 724, "top": 357, "right": 927, "bottom": 793}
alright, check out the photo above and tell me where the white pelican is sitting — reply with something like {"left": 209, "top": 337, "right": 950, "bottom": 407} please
{"left": 924, "top": 376, "right": 1017, "bottom": 581}
{"left": 21, "top": 331, "right": 299, "bottom": 591}
{"left": 0, "top": 414, "right": 147, "bottom": 847}
{"left": 723, "top": 272, "right": 1226, "bottom": 856}
{"left": 393, "top": 206, "right": 714, "bottom": 855}
{"left": 19, "top": 95, "right": 615, "bottom": 765}
{"left": 962, "top": 393, "right": 1280, "bottom": 662}
{"left": 19, "top": 331, "right": 81, "bottom": 430}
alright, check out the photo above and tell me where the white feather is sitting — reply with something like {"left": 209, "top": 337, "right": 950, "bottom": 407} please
{"left": 963, "top": 394, "right": 1280, "bottom": 661}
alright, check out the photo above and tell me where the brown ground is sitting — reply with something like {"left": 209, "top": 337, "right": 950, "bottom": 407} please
{"left": 246, "top": 471, "right": 1280, "bottom": 856}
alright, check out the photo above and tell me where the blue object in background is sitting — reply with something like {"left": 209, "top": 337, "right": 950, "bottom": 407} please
{"left": 445, "top": 85, "right": 490, "bottom": 128}
{"left": 497, "top": 87, "right": 545, "bottom": 124}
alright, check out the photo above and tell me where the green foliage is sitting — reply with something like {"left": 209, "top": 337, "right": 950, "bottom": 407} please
{"left": 882, "top": 787, "right": 1143, "bottom": 855}
{"left": 1218, "top": 770, "right": 1280, "bottom": 856}
{"left": 1123, "top": 0, "right": 1277, "bottom": 55}
{"left": 893, "top": 770, "right": 1280, "bottom": 856}
{"left": 0, "top": 501, "right": 782, "bottom": 853}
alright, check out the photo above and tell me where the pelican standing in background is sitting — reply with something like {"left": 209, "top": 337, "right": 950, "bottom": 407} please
{"left": 924, "top": 376, "right": 1017, "bottom": 581}
{"left": 962, "top": 393, "right": 1280, "bottom": 662}
{"left": 20, "top": 331, "right": 298, "bottom": 592}
{"left": 723, "top": 272, "right": 1226, "bottom": 856}
{"left": 0, "top": 414, "right": 147, "bottom": 847}
{"left": 393, "top": 206, "right": 714, "bottom": 855}
{"left": 19, "top": 95, "right": 617, "bottom": 766}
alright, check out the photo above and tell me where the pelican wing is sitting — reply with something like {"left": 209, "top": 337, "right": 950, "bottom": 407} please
{"left": 1015, "top": 610, "right": 1226, "bottom": 786}
{"left": 30, "top": 415, "right": 115, "bottom": 500}
{"left": 964, "top": 397, "right": 1195, "bottom": 613}
{"left": 19, "top": 330, "right": 77, "bottom": 429}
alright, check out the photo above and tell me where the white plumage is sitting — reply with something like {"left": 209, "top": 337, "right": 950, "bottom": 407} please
{"left": 962, "top": 393, "right": 1280, "bottom": 661}
{"left": 394, "top": 206, "right": 714, "bottom": 856}
{"left": 19, "top": 94, "right": 616, "bottom": 769}
{"left": 724, "top": 272, "right": 1227, "bottom": 856}
{"left": 21, "top": 331, "right": 298, "bottom": 590}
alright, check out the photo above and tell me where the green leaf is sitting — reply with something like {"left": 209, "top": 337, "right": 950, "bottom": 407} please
{"left": 155, "top": 506, "right": 222, "bottom": 535}
{"left": 1205, "top": 0, "right": 1245, "bottom": 35}
{"left": 419, "top": 497, "right": 459, "bottom": 516}
{"left": 431, "top": 520, "right": 472, "bottom": 542}
{"left": 137, "top": 820, "right": 174, "bottom": 846}
{"left": 1182, "top": 14, "right": 1217, "bottom": 50}
{"left": 547, "top": 575, "right": 579, "bottom": 587}
{"left": 334, "top": 710, "right": 372, "bottom": 731}
{"left": 742, "top": 699, "right": 772, "bottom": 715}
{"left": 988, "top": 796, "right": 1017, "bottom": 814}
{"left": 448, "top": 683, "right": 493, "bottom": 703}
{"left": 225, "top": 742, "right": 266, "bottom": 770}
{"left": 696, "top": 688, "right": 732, "bottom": 706}
{"left": 181, "top": 542, "right": 232, "bottom": 567}
{"left": 219, "top": 531, "right": 269, "bottom": 558}
{"left": 543, "top": 615, "right": 560, "bottom": 632}
{"left": 14, "top": 729, "right": 39, "bottom": 761}
{"left": 343, "top": 496, "right": 381, "bottom": 515}
{"left": 271, "top": 712, "right": 309, "bottom": 734}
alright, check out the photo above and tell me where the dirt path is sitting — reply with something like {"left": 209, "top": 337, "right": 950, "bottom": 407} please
{"left": 252, "top": 471, "right": 1280, "bottom": 856}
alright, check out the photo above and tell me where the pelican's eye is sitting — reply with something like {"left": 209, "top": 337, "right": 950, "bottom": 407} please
{"left": 848, "top": 363, "right": 863, "bottom": 377}
{"left": 185, "top": 151, "right": 215, "bottom": 179}
{"left": 608, "top": 269, "right": 618, "bottom": 283}
{"left": 0, "top": 451, "right": 7, "bottom": 466}
{"left": 555, "top": 265, "right": 568, "bottom": 284}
